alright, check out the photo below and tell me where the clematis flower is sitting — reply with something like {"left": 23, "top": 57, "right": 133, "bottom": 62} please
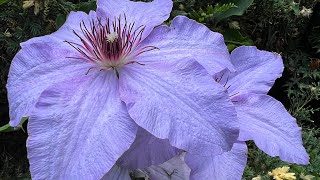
{"left": 185, "top": 46, "right": 309, "bottom": 179}
{"left": 7, "top": 0, "right": 240, "bottom": 179}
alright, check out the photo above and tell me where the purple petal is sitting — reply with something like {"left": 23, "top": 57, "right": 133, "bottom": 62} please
{"left": 144, "top": 153, "right": 190, "bottom": 180}
{"left": 119, "top": 58, "right": 239, "bottom": 156}
{"left": 101, "top": 165, "right": 131, "bottom": 180}
{"left": 7, "top": 41, "right": 91, "bottom": 126}
{"left": 136, "top": 16, "right": 234, "bottom": 75}
{"left": 96, "top": 0, "right": 173, "bottom": 40}
{"left": 7, "top": 11, "right": 97, "bottom": 126}
{"left": 103, "top": 153, "right": 190, "bottom": 180}
{"left": 232, "top": 93, "right": 309, "bottom": 164}
{"left": 226, "top": 46, "right": 284, "bottom": 95}
{"left": 117, "top": 127, "right": 181, "bottom": 169}
{"left": 27, "top": 73, "right": 138, "bottom": 179}
{"left": 185, "top": 142, "right": 247, "bottom": 180}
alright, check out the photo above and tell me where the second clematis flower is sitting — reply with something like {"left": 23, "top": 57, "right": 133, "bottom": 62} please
{"left": 7, "top": 0, "right": 240, "bottom": 179}
{"left": 185, "top": 46, "right": 310, "bottom": 179}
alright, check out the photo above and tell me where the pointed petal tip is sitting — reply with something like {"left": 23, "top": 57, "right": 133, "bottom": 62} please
{"left": 235, "top": 93, "right": 310, "bottom": 166}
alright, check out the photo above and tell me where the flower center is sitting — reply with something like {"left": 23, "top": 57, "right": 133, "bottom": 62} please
{"left": 65, "top": 14, "right": 158, "bottom": 77}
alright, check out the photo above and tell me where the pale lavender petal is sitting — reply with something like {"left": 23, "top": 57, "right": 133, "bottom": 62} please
{"left": 106, "top": 153, "right": 190, "bottom": 180}
{"left": 117, "top": 127, "right": 181, "bottom": 169}
{"left": 7, "top": 11, "right": 97, "bottom": 126}
{"left": 185, "top": 142, "right": 247, "bottom": 180}
{"left": 226, "top": 46, "right": 284, "bottom": 95}
{"left": 7, "top": 41, "right": 91, "bottom": 126}
{"left": 101, "top": 165, "right": 131, "bottom": 180}
{"left": 8, "top": 11, "right": 94, "bottom": 83}
{"left": 96, "top": 0, "right": 172, "bottom": 40}
{"left": 232, "top": 93, "right": 309, "bottom": 164}
{"left": 136, "top": 16, "right": 234, "bottom": 75}
{"left": 143, "top": 153, "right": 190, "bottom": 180}
{"left": 27, "top": 73, "right": 138, "bottom": 179}
{"left": 119, "top": 58, "right": 239, "bottom": 156}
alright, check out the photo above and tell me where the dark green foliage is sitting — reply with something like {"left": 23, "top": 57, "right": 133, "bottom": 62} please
{"left": 235, "top": 0, "right": 317, "bottom": 51}
{"left": 213, "top": 0, "right": 254, "bottom": 22}
{"left": 285, "top": 51, "right": 320, "bottom": 125}
{"left": 0, "top": 0, "right": 10, "bottom": 6}
{"left": 77, "top": 0, "right": 96, "bottom": 13}
{"left": 308, "top": 3, "right": 320, "bottom": 54}
{"left": 310, "top": 29, "right": 320, "bottom": 54}
{"left": 223, "top": 29, "right": 253, "bottom": 51}
{"left": 188, "top": 3, "right": 237, "bottom": 23}
{"left": 175, "top": 0, "right": 253, "bottom": 26}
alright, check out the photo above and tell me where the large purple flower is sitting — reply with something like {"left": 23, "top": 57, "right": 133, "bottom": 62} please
{"left": 7, "top": 0, "right": 239, "bottom": 179}
{"left": 185, "top": 46, "right": 309, "bottom": 179}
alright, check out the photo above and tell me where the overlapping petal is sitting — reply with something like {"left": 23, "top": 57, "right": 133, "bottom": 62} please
{"left": 144, "top": 153, "right": 190, "bottom": 180}
{"left": 225, "top": 46, "right": 284, "bottom": 95}
{"left": 7, "top": 40, "right": 91, "bottom": 126}
{"left": 232, "top": 93, "right": 309, "bottom": 164}
{"left": 96, "top": 0, "right": 172, "bottom": 40}
{"left": 27, "top": 73, "right": 137, "bottom": 179}
{"left": 101, "top": 165, "right": 131, "bottom": 180}
{"left": 185, "top": 142, "right": 247, "bottom": 180}
{"left": 119, "top": 58, "right": 239, "bottom": 156}
{"left": 102, "top": 153, "right": 190, "bottom": 180}
{"left": 137, "top": 16, "right": 234, "bottom": 75}
{"left": 117, "top": 127, "right": 181, "bottom": 169}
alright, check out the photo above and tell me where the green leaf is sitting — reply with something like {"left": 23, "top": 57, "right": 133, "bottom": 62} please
{"left": 0, "top": 117, "right": 28, "bottom": 133}
{"left": 207, "top": 5, "right": 214, "bottom": 14}
{"left": 223, "top": 29, "right": 253, "bottom": 51}
{"left": 78, "top": 0, "right": 97, "bottom": 13}
{"left": 214, "top": 0, "right": 254, "bottom": 22}
{"left": 56, "top": 14, "right": 67, "bottom": 30}
{"left": 213, "top": 3, "right": 237, "bottom": 14}
{"left": 0, "top": 0, "right": 10, "bottom": 6}
{"left": 0, "top": 124, "right": 13, "bottom": 132}
{"left": 227, "top": 44, "right": 237, "bottom": 52}
{"left": 291, "top": 3, "right": 300, "bottom": 16}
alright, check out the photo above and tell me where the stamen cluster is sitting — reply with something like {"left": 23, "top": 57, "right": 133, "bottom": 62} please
{"left": 65, "top": 15, "right": 158, "bottom": 75}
